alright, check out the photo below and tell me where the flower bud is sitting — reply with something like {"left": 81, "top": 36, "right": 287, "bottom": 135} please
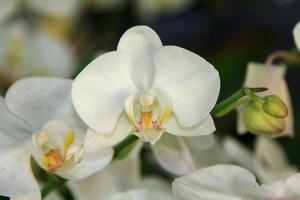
{"left": 262, "top": 95, "right": 288, "bottom": 118}
{"left": 243, "top": 102, "right": 286, "bottom": 136}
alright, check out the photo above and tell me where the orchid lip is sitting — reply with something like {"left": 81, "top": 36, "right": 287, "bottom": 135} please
{"left": 125, "top": 90, "right": 172, "bottom": 144}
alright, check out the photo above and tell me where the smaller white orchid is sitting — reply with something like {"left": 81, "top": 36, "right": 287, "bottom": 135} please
{"left": 0, "top": 77, "right": 113, "bottom": 200}
{"left": 72, "top": 25, "right": 220, "bottom": 175}
{"left": 293, "top": 22, "right": 300, "bottom": 50}
{"left": 173, "top": 164, "right": 300, "bottom": 200}
{"left": 0, "top": 21, "right": 75, "bottom": 86}
{"left": 223, "top": 137, "right": 297, "bottom": 185}
{"left": 237, "top": 62, "right": 294, "bottom": 137}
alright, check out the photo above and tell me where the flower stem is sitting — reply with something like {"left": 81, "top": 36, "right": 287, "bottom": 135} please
{"left": 211, "top": 87, "right": 268, "bottom": 117}
{"left": 41, "top": 173, "right": 67, "bottom": 198}
{"left": 113, "top": 134, "right": 139, "bottom": 160}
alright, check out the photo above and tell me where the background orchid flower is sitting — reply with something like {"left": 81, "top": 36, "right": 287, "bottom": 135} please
{"left": 72, "top": 25, "right": 220, "bottom": 175}
{"left": 294, "top": 22, "right": 300, "bottom": 50}
{"left": 173, "top": 164, "right": 300, "bottom": 200}
{"left": 0, "top": 0, "right": 79, "bottom": 22}
{"left": 237, "top": 62, "right": 294, "bottom": 137}
{"left": 0, "top": 77, "right": 113, "bottom": 199}
{"left": 68, "top": 148, "right": 172, "bottom": 200}
{"left": 223, "top": 137, "right": 297, "bottom": 184}
{"left": 0, "top": 21, "right": 76, "bottom": 87}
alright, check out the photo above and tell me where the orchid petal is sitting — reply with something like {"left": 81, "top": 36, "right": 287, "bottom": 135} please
{"left": 57, "top": 148, "right": 114, "bottom": 180}
{"left": 254, "top": 137, "right": 297, "bottom": 184}
{"left": 163, "top": 114, "right": 215, "bottom": 137}
{"left": 153, "top": 46, "right": 220, "bottom": 127}
{"left": 72, "top": 51, "right": 136, "bottom": 133}
{"left": 117, "top": 26, "right": 162, "bottom": 90}
{"left": 0, "top": 96, "right": 31, "bottom": 145}
{"left": 223, "top": 137, "right": 255, "bottom": 172}
{"left": 172, "top": 165, "right": 258, "bottom": 200}
{"left": 110, "top": 189, "right": 173, "bottom": 200}
{"left": 286, "top": 173, "right": 300, "bottom": 197}
{"left": 83, "top": 113, "right": 131, "bottom": 152}
{"left": 0, "top": 141, "right": 40, "bottom": 199}
{"left": 6, "top": 77, "right": 84, "bottom": 133}
{"left": 68, "top": 155, "right": 141, "bottom": 200}
{"left": 152, "top": 134, "right": 195, "bottom": 175}
{"left": 22, "top": 29, "right": 75, "bottom": 78}
{"left": 293, "top": 22, "right": 300, "bottom": 50}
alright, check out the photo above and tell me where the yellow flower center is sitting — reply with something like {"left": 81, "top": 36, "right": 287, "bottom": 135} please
{"left": 41, "top": 130, "right": 75, "bottom": 172}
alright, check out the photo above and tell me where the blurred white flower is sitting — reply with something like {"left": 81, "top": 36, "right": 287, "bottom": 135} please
{"left": 0, "top": 77, "right": 113, "bottom": 199}
{"left": 223, "top": 137, "right": 297, "bottom": 184}
{"left": 0, "top": 0, "right": 79, "bottom": 23}
{"left": 173, "top": 164, "right": 300, "bottom": 200}
{"left": 0, "top": 21, "right": 75, "bottom": 86}
{"left": 237, "top": 62, "right": 294, "bottom": 137}
{"left": 68, "top": 150, "right": 172, "bottom": 200}
{"left": 72, "top": 25, "right": 220, "bottom": 175}
{"left": 293, "top": 22, "right": 300, "bottom": 50}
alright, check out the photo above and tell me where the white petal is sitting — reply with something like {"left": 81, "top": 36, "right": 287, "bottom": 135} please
{"left": 0, "top": 96, "right": 32, "bottom": 146}
{"left": 163, "top": 114, "right": 216, "bottom": 137}
{"left": 56, "top": 148, "right": 113, "bottom": 180}
{"left": 152, "top": 134, "right": 195, "bottom": 175}
{"left": 110, "top": 189, "right": 173, "bottom": 200}
{"left": 0, "top": 141, "right": 40, "bottom": 199}
{"left": 117, "top": 26, "right": 162, "bottom": 90}
{"left": 172, "top": 165, "right": 258, "bottom": 200}
{"left": 184, "top": 135, "right": 227, "bottom": 169}
{"left": 72, "top": 51, "right": 136, "bottom": 133}
{"left": 11, "top": 193, "right": 41, "bottom": 200}
{"left": 153, "top": 46, "right": 220, "bottom": 127}
{"left": 286, "top": 173, "right": 300, "bottom": 197}
{"left": 279, "top": 80, "right": 294, "bottom": 136}
{"left": 223, "top": 137, "right": 255, "bottom": 172}
{"left": 68, "top": 155, "right": 141, "bottom": 200}
{"left": 254, "top": 181, "right": 294, "bottom": 200}
{"left": 27, "top": 0, "right": 79, "bottom": 19}
{"left": 293, "top": 22, "right": 300, "bottom": 50}
{"left": 253, "top": 137, "right": 297, "bottom": 184}
{"left": 6, "top": 77, "right": 84, "bottom": 132}
{"left": 83, "top": 113, "right": 132, "bottom": 152}
{"left": 22, "top": 29, "right": 75, "bottom": 78}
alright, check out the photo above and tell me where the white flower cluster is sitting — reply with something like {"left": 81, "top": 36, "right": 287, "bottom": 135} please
{"left": 0, "top": 21, "right": 299, "bottom": 200}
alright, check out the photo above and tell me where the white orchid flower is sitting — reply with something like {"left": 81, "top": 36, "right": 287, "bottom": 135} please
{"left": 72, "top": 25, "right": 220, "bottom": 175}
{"left": 173, "top": 164, "right": 300, "bottom": 200}
{"left": 0, "top": 0, "right": 79, "bottom": 22}
{"left": 0, "top": 77, "right": 113, "bottom": 199}
{"left": 237, "top": 62, "right": 294, "bottom": 137}
{"left": 0, "top": 21, "right": 75, "bottom": 86}
{"left": 223, "top": 137, "right": 297, "bottom": 185}
{"left": 293, "top": 22, "right": 300, "bottom": 50}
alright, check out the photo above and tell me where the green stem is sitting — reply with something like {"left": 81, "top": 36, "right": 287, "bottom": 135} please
{"left": 113, "top": 134, "right": 139, "bottom": 160}
{"left": 41, "top": 174, "right": 67, "bottom": 198}
{"left": 211, "top": 87, "right": 268, "bottom": 117}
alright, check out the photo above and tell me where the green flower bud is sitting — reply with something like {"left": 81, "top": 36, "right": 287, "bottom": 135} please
{"left": 243, "top": 102, "right": 286, "bottom": 136}
{"left": 262, "top": 95, "right": 288, "bottom": 118}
